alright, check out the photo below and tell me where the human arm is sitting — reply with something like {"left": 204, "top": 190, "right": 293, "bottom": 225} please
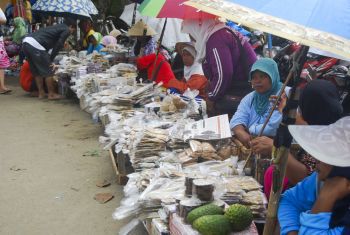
{"left": 0, "top": 8, "right": 6, "bottom": 24}
{"left": 248, "top": 109, "right": 282, "bottom": 136}
{"left": 206, "top": 44, "right": 234, "bottom": 101}
{"left": 278, "top": 173, "right": 317, "bottom": 235}
{"left": 50, "top": 27, "right": 70, "bottom": 61}
{"left": 167, "top": 75, "right": 208, "bottom": 95}
{"left": 286, "top": 153, "right": 309, "bottom": 185}
{"left": 230, "top": 94, "right": 253, "bottom": 147}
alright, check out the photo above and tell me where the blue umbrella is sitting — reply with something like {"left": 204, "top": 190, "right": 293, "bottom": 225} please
{"left": 185, "top": 0, "right": 350, "bottom": 59}
{"left": 32, "top": 0, "right": 98, "bottom": 19}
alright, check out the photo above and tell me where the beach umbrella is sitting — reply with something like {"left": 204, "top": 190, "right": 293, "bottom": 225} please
{"left": 32, "top": 0, "right": 98, "bottom": 19}
{"left": 185, "top": 0, "right": 350, "bottom": 60}
{"left": 139, "top": 0, "right": 215, "bottom": 20}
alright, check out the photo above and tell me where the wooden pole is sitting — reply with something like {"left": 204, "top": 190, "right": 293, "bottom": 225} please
{"left": 150, "top": 18, "right": 167, "bottom": 82}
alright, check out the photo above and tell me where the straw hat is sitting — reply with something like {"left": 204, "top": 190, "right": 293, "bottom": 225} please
{"left": 288, "top": 116, "right": 350, "bottom": 167}
{"left": 127, "top": 20, "right": 157, "bottom": 36}
{"left": 109, "top": 29, "right": 121, "bottom": 38}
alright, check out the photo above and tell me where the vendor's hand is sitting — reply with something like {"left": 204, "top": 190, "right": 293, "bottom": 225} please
{"left": 50, "top": 63, "right": 58, "bottom": 71}
{"left": 251, "top": 136, "right": 273, "bottom": 156}
{"left": 206, "top": 99, "right": 215, "bottom": 113}
{"left": 312, "top": 177, "right": 350, "bottom": 213}
{"left": 270, "top": 92, "right": 287, "bottom": 113}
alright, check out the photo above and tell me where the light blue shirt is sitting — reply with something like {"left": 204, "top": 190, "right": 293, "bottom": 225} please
{"left": 229, "top": 88, "right": 289, "bottom": 136}
{"left": 278, "top": 172, "right": 344, "bottom": 235}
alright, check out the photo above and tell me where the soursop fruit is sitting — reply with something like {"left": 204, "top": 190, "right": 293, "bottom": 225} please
{"left": 224, "top": 204, "right": 253, "bottom": 231}
{"left": 193, "top": 215, "right": 232, "bottom": 235}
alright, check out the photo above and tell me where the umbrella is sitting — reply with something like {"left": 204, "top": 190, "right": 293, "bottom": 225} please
{"left": 120, "top": 3, "right": 190, "bottom": 48}
{"left": 185, "top": 0, "right": 350, "bottom": 59}
{"left": 32, "top": 0, "right": 98, "bottom": 19}
{"left": 139, "top": 0, "right": 215, "bottom": 20}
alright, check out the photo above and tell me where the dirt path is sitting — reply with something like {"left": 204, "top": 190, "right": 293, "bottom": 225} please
{"left": 0, "top": 77, "right": 144, "bottom": 235}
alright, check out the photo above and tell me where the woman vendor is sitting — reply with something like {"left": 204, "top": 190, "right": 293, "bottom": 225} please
{"left": 230, "top": 58, "right": 287, "bottom": 147}
{"left": 128, "top": 20, "right": 157, "bottom": 57}
{"left": 278, "top": 116, "right": 350, "bottom": 235}
{"left": 79, "top": 20, "right": 95, "bottom": 49}
{"left": 167, "top": 43, "right": 208, "bottom": 98}
{"left": 182, "top": 18, "right": 257, "bottom": 116}
{"left": 136, "top": 51, "right": 175, "bottom": 87}
{"left": 87, "top": 32, "right": 106, "bottom": 55}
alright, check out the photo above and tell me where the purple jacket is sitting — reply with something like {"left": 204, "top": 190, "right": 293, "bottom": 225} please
{"left": 202, "top": 28, "right": 257, "bottom": 101}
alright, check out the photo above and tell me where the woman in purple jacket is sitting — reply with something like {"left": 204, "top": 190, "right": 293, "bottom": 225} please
{"left": 182, "top": 19, "right": 257, "bottom": 116}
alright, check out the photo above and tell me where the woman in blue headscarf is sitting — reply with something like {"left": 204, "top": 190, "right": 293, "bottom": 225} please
{"left": 230, "top": 58, "right": 287, "bottom": 147}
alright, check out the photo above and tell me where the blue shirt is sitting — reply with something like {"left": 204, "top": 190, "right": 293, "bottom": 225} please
{"left": 229, "top": 88, "right": 288, "bottom": 136}
{"left": 87, "top": 43, "right": 106, "bottom": 55}
{"left": 278, "top": 172, "right": 345, "bottom": 235}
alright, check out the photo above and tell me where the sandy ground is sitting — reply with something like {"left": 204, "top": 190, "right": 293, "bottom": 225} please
{"left": 0, "top": 76, "right": 145, "bottom": 235}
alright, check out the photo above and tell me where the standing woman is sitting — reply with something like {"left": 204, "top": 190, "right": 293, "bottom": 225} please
{"left": 0, "top": 7, "right": 11, "bottom": 94}
{"left": 182, "top": 19, "right": 257, "bottom": 116}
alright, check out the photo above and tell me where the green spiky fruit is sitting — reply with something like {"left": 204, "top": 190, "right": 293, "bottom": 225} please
{"left": 224, "top": 204, "right": 253, "bottom": 231}
{"left": 193, "top": 215, "right": 232, "bottom": 235}
{"left": 187, "top": 204, "right": 224, "bottom": 224}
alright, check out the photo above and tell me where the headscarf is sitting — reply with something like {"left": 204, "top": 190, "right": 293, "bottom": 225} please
{"left": 92, "top": 32, "right": 102, "bottom": 45}
{"left": 182, "top": 46, "right": 203, "bottom": 81}
{"left": 101, "top": 35, "right": 117, "bottom": 47}
{"left": 249, "top": 58, "right": 282, "bottom": 116}
{"left": 12, "top": 17, "right": 26, "bottom": 44}
{"left": 181, "top": 19, "right": 226, "bottom": 62}
{"left": 299, "top": 79, "right": 343, "bottom": 125}
{"left": 83, "top": 28, "right": 95, "bottom": 48}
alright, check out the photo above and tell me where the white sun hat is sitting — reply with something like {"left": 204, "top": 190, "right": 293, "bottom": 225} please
{"left": 288, "top": 116, "right": 350, "bottom": 167}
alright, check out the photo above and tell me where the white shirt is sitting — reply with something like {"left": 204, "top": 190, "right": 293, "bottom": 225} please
{"left": 23, "top": 37, "right": 46, "bottom": 51}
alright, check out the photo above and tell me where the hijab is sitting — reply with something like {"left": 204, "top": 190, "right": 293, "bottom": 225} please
{"left": 101, "top": 35, "right": 117, "bottom": 47}
{"left": 12, "top": 17, "right": 26, "bottom": 44}
{"left": 181, "top": 19, "right": 226, "bottom": 62}
{"left": 182, "top": 46, "right": 204, "bottom": 81}
{"left": 299, "top": 79, "right": 343, "bottom": 125}
{"left": 249, "top": 58, "right": 282, "bottom": 116}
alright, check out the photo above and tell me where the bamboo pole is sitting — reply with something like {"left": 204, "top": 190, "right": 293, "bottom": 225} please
{"left": 263, "top": 46, "right": 309, "bottom": 235}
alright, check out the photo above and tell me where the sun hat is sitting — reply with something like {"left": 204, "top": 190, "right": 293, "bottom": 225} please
{"left": 288, "top": 116, "right": 350, "bottom": 167}
{"left": 127, "top": 20, "right": 157, "bottom": 36}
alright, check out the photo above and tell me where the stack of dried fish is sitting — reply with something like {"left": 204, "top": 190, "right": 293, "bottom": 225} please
{"left": 87, "top": 62, "right": 104, "bottom": 74}
{"left": 241, "top": 190, "right": 267, "bottom": 219}
{"left": 221, "top": 176, "right": 267, "bottom": 219}
{"left": 129, "top": 127, "right": 170, "bottom": 171}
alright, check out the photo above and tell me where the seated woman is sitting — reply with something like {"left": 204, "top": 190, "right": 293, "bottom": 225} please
{"left": 128, "top": 20, "right": 157, "bottom": 57}
{"left": 5, "top": 17, "right": 26, "bottom": 55}
{"left": 87, "top": 32, "right": 106, "bottom": 55}
{"left": 230, "top": 58, "right": 287, "bottom": 147}
{"left": 167, "top": 43, "right": 208, "bottom": 98}
{"left": 136, "top": 51, "right": 175, "bottom": 87}
{"left": 79, "top": 20, "right": 95, "bottom": 50}
{"left": 261, "top": 79, "right": 344, "bottom": 198}
{"left": 278, "top": 117, "right": 350, "bottom": 235}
